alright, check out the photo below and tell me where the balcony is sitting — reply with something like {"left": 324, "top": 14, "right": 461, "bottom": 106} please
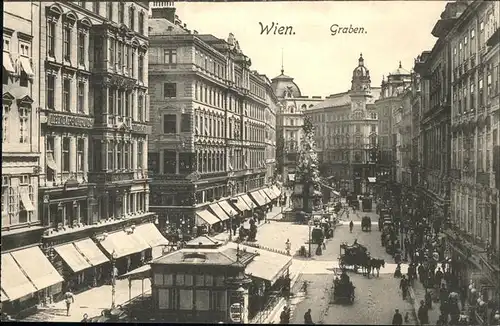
{"left": 476, "top": 172, "right": 490, "bottom": 186}
{"left": 88, "top": 171, "right": 134, "bottom": 184}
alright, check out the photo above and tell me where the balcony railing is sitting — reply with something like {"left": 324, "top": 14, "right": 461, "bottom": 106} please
{"left": 88, "top": 171, "right": 135, "bottom": 183}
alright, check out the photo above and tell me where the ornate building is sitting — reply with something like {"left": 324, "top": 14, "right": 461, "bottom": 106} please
{"left": 260, "top": 74, "right": 279, "bottom": 183}
{"left": 272, "top": 69, "right": 325, "bottom": 184}
{"left": 446, "top": 0, "right": 500, "bottom": 308}
{"left": 309, "top": 54, "right": 380, "bottom": 195}
{"left": 148, "top": 3, "right": 279, "bottom": 233}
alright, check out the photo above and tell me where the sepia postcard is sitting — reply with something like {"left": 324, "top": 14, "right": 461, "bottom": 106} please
{"left": 1, "top": 0, "right": 499, "bottom": 324}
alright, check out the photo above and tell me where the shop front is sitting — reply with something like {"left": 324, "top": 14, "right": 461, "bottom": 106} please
{"left": 1, "top": 245, "right": 64, "bottom": 315}
{"left": 195, "top": 208, "right": 221, "bottom": 235}
{"left": 240, "top": 194, "right": 257, "bottom": 217}
{"left": 52, "top": 238, "right": 109, "bottom": 292}
{"left": 208, "top": 202, "right": 231, "bottom": 232}
{"left": 229, "top": 195, "right": 252, "bottom": 219}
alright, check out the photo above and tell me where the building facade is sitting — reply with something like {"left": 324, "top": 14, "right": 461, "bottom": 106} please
{"left": 148, "top": 4, "right": 276, "bottom": 233}
{"left": 445, "top": 0, "right": 500, "bottom": 313}
{"left": 260, "top": 75, "right": 279, "bottom": 183}
{"left": 37, "top": 0, "right": 155, "bottom": 292}
{"left": 309, "top": 55, "right": 380, "bottom": 195}
{"left": 271, "top": 70, "right": 325, "bottom": 185}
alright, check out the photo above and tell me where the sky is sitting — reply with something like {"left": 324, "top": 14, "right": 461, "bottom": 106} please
{"left": 171, "top": 1, "right": 449, "bottom": 97}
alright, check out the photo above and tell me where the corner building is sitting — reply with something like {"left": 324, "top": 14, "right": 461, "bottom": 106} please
{"left": 308, "top": 55, "right": 380, "bottom": 195}
{"left": 36, "top": 1, "right": 157, "bottom": 296}
{"left": 148, "top": 4, "right": 279, "bottom": 233}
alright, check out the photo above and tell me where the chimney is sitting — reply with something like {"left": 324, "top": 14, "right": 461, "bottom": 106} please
{"left": 151, "top": 3, "right": 176, "bottom": 23}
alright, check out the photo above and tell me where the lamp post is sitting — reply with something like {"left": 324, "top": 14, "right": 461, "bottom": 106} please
{"left": 308, "top": 217, "right": 312, "bottom": 258}
{"left": 111, "top": 249, "right": 118, "bottom": 309}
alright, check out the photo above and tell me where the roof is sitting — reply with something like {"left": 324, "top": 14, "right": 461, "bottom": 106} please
{"left": 271, "top": 70, "right": 302, "bottom": 98}
{"left": 222, "top": 247, "right": 258, "bottom": 266}
{"left": 310, "top": 87, "right": 381, "bottom": 110}
{"left": 149, "top": 18, "right": 189, "bottom": 35}
{"left": 185, "top": 235, "right": 221, "bottom": 248}
{"left": 151, "top": 248, "right": 239, "bottom": 266}
{"left": 389, "top": 62, "right": 411, "bottom": 76}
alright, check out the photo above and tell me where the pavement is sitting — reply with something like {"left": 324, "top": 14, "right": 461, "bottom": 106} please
{"left": 22, "top": 278, "right": 151, "bottom": 322}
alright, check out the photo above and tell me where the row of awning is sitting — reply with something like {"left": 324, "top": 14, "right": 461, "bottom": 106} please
{"left": 3, "top": 52, "right": 35, "bottom": 78}
{"left": 1, "top": 223, "right": 169, "bottom": 303}
{"left": 195, "top": 186, "right": 282, "bottom": 226}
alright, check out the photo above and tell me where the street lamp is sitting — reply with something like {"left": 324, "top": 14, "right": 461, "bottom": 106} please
{"left": 111, "top": 249, "right": 118, "bottom": 309}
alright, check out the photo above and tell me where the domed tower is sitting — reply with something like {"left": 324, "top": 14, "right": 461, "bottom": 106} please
{"left": 271, "top": 68, "right": 302, "bottom": 99}
{"left": 351, "top": 53, "right": 371, "bottom": 93}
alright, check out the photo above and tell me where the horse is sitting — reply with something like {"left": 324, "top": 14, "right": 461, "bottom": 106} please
{"left": 370, "top": 258, "right": 385, "bottom": 277}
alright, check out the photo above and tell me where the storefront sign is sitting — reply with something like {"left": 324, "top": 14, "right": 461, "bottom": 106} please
{"left": 47, "top": 113, "right": 94, "bottom": 129}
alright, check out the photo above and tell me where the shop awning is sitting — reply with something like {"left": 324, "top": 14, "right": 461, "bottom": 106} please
{"left": 46, "top": 153, "right": 58, "bottom": 172}
{"left": 288, "top": 174, "right": 295, "bottom": 181}
{"left": 233, "top": 196, "right": 251, "bottom": 212}
{"left": 258, "top": 190, "right": 271, "bottom": 204}
{"left": 209, "top": 203, "right": 230, "bottom": 222}
{"left": 19, "top": 56, "right": 34, "bottom": 78}
{"left": 3, "top": 52, "right": 15, "bottom": 74}
{"left": 54, "top": 242, "right": 92, "bottom": 273}
{"left": 73, "top": 238, "right": 109, "bottom": 267}
{"left": 10, "top": 246, "right": 63, "bottom": 291}
{"left": 99, "top": 230, "right": 150, "bottom": 259}
{"left": 20, "top": 188, "right": 35, "bottom": 211}
{"left": 332, "top": 191, "right": 340, "bottom": 196}
{"left": 1, "top": 289, "right": 8, "bottom": 303}
{"left": 271, "top": 185, "right": 281, "bottom": 198}
{"left": 218, "top": 200, "right": 237, "bottom": 217}
{"left": 368, "top": 177, "right": 377, "bottom": 183}
{"left": 1, "top": 253, "right": 38, "bottom": 301}
{"left": 249, "top": 191, "right": 267, "bottom": 207}
{"left": 118, "top": 264, "right": 151, "bottom": 281}
{"left": 244, "top": 247, "right": 293, "bottom": 285}
{"left": 195, "top": 209, "right": 220, "bottom": 226}
{"left": 263, "top": 187, "right": 278, "bottom": 200}
{"left": 240, "top": 194, "right": 256, "bottom": 210}
{"left": 134, "top": 223, "right": 169, "bottom": 248}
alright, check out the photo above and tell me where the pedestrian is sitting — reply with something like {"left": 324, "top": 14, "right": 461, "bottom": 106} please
{"left": 392, "top": 309, "right": 403, "bottom": 325}
{"left": 400, "top": 275, "right": 408, "bottom": 300}
{"left": 404, "top": 312, "right": 410, "bottom": 323}
{"left": 64, "top": 289, "right": 75, "bottom": 316}
{"left": 285, "top": 239, "right": 291, "bottom": 256}
{"left": 304, "top": 308, "right": 313, "bottom": 324}
{"left": 418, "top": 300, "right": 429, "bottom": 326}
{"left": 349, "top": 220, "right": 354, "bottom": 233}
{"left": 439, "top": 284, "right": 448, "bottom": 304}
{"left": 81, "top": 313, "right": 89, "bottom": 322}
{"left": 280, "top": 306, "right": 289, "bottom": 324}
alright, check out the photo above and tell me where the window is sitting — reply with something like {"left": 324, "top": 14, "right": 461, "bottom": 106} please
{"left": 138, "top": 55, "right": 144, "bottom": 82}
{"left": 46, "top": 21, "right": 56, "bottom": 57}
{"left": 371, "top": 124, "right": 376, "bottom": 132}
{"left": 356, "top": 125, "right": 361, "bottom": 132}
{"left": 78, "top": 82, "right": 85, "bottom": 113}
{"left": 93, "top": 36, "right": 103, "bottom": 66}
{"left": 107, "top": 2, "right": 113, "bottom": 21}
{"left": 108, "top": 88, "right": 115, "bottom": 114}
{"left": 63, "top": 26, "right": 71, "bottom": 60}
{"left": 117, "top": 90, "right": 122, "bottom": 116}
{"left": 181, "top": 114, "right": 191, "bottom": 132}
{"left": 63, "top": 78, "right": 71, "bottom": 112}
{"left": 124, "top": 142, "right": 129, "bottom": 169}
{"left": 117, "top": 143, "right": 122, "bottom": 169}
{"left": 118, "top": 2, "right": 124, "bottom": 24}
{"left": 78, "top": 32, "right": 85, "bottom": 64}
{"left": 480, "top": 21, "right": 484, "bottom": 31}
{"left": 2, "top": 177, "right": 9, "bottom": 222}
{"left": 164, "top": 83, "right": 176, "bottom": 98}
{"left": 163, "top": 114, "right": 177, "bottom": 133}
{"left": 195, "top": 290, "right": 210, "bottom": 311}
{"left": 3, "top": 37, "right": 10, "bottom": 52}
{"left": 92, "top": 2, "right": 99, "bottom": 14}
{"left": 125, "top": 47, "right": 129, "bottom": 74}
{"left": 125, "top": 91, "right": 130, "bottom": 117}
{"left": 77, "top": 138, "right": 84, "bottom": 172}
{"left": 464, "top": 35, "right": 468, "bottom": 46}
{"left": 138, "top": 94, "right": 144, "bottom": 121}
{"left": 211, "top": 291, "right": 226, "bottom": 312}
{"left": 18, "top": 176, "right": 33, "bottom": 224}
{"left": 62, "top": 138, "right": 70, "bottom": 172}
{"left": 109, "top": 38, "right": 115, "bottom": 65}
{"left": 471, "top": 28, "right": 475, "bottom": 39}
{"left": 107, "top": 141, "right": 114, "bottom": 170}
{"left": 138, "top": 11, "right": 144, "bottom": 34}
{"left": 129, "top": 6, "right": 135, "bottom": 30}
{"left": 164, "top": 49, "right": 177, "bottom": 64}
{"left": 46, "top": 136, "right": 55, "bottom": 180}
{"left": 19, "top": 108, "right": 28, "bottom": 143}
{"left": 179, "top": 289, "right": 193, "bottom": 310}
{"left": 2, "top": 106, "right": 9, "bottom": 143}
{"left": 117, "top": 42, "right": 122, "bottom": 68}
{"left": 137, "top": 142, "right": 143, "bottom": 168}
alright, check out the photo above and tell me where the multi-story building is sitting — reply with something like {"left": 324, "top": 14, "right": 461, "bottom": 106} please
{"left": 445, "top": 0, "right": 500, "bottom": 312}
{"left": 34, "top": 1, "right": 158, "bottom": 297}
{"left": 272, "top": 69, "right": 323, "bottom": 184}
{"left": 260, "top": 74, "right": 279, "bottom": 183}
{"left": 375, "top": 63, "right": 411, "bottom": 201}
{"left": 147, "top": 3, "right": 278, "bottom": 233}
{"left": 309, "top": 55, "right": 380, "bottom": 195}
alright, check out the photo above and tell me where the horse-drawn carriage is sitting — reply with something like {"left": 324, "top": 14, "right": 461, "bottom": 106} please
{"left": 331, "top": 268, "right": 355, "bottom": 304}
{"left": 361, "top": 216, "right": 371, "bottom": 232}
{"left": 338, "top": 241, "right": 370, "bottom": 272}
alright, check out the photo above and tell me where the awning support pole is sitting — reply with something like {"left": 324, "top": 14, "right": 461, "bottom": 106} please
{"left": 128, "top": 277, "right": 132, "bottom": 302}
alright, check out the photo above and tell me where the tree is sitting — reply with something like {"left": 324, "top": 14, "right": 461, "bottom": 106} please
{"left": 293, "top": 115, "right": 323, "bottom": 213}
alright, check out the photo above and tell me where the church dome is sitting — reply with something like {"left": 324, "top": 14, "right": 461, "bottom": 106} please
{"left": 271, "top": 69, "right": 302, "bottom": 98}
{"left": 352, "top": 53, "right": 370, "bottom": 78}
{"left": 390, "top": 62, "right": 411, "bottom": 76}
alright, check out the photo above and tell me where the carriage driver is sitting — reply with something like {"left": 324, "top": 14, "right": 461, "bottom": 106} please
{"left": 340, "top": 269, "right": 350, "bottom": 284}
